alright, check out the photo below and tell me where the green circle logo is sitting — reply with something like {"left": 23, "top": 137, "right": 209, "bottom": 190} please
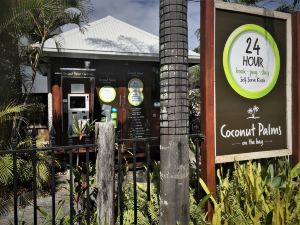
{"left": 128, "top": 91, "right": 144, "bottom": 106}
{"left": 99, "top": 86, "right": 116, "bottom": 103}
{"left": 223, "top": 24, "right": 280, "bottom": 99}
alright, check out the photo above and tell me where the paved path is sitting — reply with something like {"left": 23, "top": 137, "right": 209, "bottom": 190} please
{"left": 0, "top": 170, "right": 149, "bottom": 224}
{"left": 0, "top": 173, "right": 70, "bottom": 225}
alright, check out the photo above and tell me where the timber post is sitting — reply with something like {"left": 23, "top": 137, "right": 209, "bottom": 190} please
{"left": 200, "top": 0, "right": 216, "bottom": 219}
{"left": 293, "top": 12, "right": 300, "bottom": 166}
{"left": 95, "top": 122, "right": 115, "bottom": 225}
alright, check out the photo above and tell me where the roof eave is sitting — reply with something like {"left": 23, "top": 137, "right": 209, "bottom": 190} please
{"left": 43, "top": 48, "right": 200, "bottom": 64}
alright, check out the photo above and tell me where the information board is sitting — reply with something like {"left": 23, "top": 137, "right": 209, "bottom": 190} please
{"left": 215, "top": 5, "right": 292, "bottom": 163}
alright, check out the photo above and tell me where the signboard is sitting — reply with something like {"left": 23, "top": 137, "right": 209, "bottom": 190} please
{"left": 215, "top": 3, "right": 292, "bottom": 163}
{"left": 99, "top": 86, "right": 116, "bottom": 103}
{"left": 128, "top": 107, "right": 146, "bottom": 138}
{"left": 128, "top": 91, "right": 144, "bottom": 106}
{"left": 71, "top": 84, "right": 85, "bottom": 93}
{"left": 223, "top": 24, "right": 280, "bottom": 99}
{"left": 128, "top": 78, "right": 143, "bottom": 92}
{"left": 127, "top": 78, "right": 146, "bottom": 138}
{"left": 128, "top": 78, "right": 144, "bottom": 106}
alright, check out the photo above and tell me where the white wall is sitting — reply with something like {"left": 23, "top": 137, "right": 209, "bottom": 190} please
{"left": 21, "top": 65, "right": 48, "bottom": 93}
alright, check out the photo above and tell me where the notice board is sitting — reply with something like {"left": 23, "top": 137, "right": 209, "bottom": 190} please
{"left": 214, "top": 3, "right": 292, "bottom": 163}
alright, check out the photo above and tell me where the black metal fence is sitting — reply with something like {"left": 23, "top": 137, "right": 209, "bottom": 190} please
{"left": 115, "top": 136, "right": 159, "bottom": 225}
{"left": 0, "top": 127, "right": 97, "bottom": 225}
{"left": 0, "top": 127, "right": 203, "bottom": 225}
{"left": 116, "top": 133, "right": 204, "bottom": 225}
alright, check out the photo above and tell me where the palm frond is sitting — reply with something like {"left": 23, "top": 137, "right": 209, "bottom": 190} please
{"left": 0, "top": 193, "right": 13, "bottom": 216}
{"left": 0, "top": 103, "right": 27, "bottom": 122}
{"left": 0, "top": 0, "right": 48, "bottom": 33}
{"left": 63, "top": 0, "right": 92, "bottom": 21}
{"left": 36, "top": 160, "right": 50, "bottom": 188}
{"left": 0, "top": 155, "right": 13, "bottom": 185}
{"left": 276, "top": 4, "right": 293, "bottom": 13}
{"left": 293, "top": 0, "right": 300, "bottom": 10}
{"left": 18, "top": 191, "right": 33, "bottom": 207}
{"left": 52, "top": 34, "right": 65, "bottom": 52}
{"left": 53, "top": 10, "right": 87, "bottom": 33}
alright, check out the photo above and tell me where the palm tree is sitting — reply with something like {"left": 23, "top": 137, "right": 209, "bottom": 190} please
{"left": 0, "top": 103, "right": 26, "bottom": 216}
{"left": 159, "top": 0, "right": 190, "bottom": 224}
{"left": 0, "top": 0, "right": 22, "bottom": 105}
{"left": 0, "top": 0, "right": 91, "bottom": 131}
{"left": 0, "top": 103, "right": 27, "bottom": 146}
{"left": 0, "top": 103, "right": 58, "bottom": 216}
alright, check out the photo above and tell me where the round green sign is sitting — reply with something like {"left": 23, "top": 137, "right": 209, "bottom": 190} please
{"left": 223, "top": 24, "right": 280, "bottom": 99}
{"left": 128, "top": 91, "right": 144, "bottom": 106}
{"left": 99, "top": 86, "right": 116, "bottom": 103}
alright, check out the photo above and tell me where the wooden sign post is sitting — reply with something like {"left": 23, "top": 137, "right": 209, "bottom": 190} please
{"left": 293, "top": 12, "right": 300, "bottom": 166}
{"left": 200, "top": 0, "right": 216, "bottom": 214}
{"left": 200, "top": 0, "right": 216, "bottom": 219}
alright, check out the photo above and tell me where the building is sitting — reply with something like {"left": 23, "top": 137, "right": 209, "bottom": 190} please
{"left": 33, "top": 16, "right": 199, "bottom": 144}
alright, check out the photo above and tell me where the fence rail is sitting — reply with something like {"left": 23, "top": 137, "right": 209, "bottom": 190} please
{"left": 0, "top": 127, "right": 203, "bottom": 225}
{"left": 0, "top": 127, "right": 97, "bottom": 225}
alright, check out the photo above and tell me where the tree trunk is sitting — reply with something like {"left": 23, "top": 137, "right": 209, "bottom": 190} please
{"left": 159, "top": 0, "right": 190, "bottom": 224}
{"left": 95, "top": 122, "right": 115, "bottom": 225}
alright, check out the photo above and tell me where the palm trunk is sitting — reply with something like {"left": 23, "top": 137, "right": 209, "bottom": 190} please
{"left": 159, "top": 0, "right": 190, "bottom": 224}
{"left": 15, "top": 36, "right": 46, "bottom": 132}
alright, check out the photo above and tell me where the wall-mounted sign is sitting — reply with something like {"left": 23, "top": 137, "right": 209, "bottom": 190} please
{"left": 128, "top": 78, "right": 144, "bottom": 106}
{"left": 128, "top": 91, "right": 144, "bottom": 106}
{"left": 128, "top": 78, "right": 143, "bottom": 92}
{"left": 214, "top": 5, "right": 291, "bottom": 163}
{"left": 99, "top": 86, "right": 116, "bottom": 103}
{"left": 71, "top": 84, "right": 85, "bottom": 93}
{"left": 223, "top": 24, "right": 280, "bottom": 99}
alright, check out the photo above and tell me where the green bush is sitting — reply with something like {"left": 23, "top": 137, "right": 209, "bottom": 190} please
{"left": 201, "top": 159, "right": 300, "bottom": 225}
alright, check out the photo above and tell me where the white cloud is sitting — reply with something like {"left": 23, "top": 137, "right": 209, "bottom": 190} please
{"left": 188, "top": 2, "right": 200, "bottom": 49}
{"left": 88, "top": 0, "right": 200, "bottom": 50}
{"left": 89, "top": 0, "right": 159, "bottom": 34}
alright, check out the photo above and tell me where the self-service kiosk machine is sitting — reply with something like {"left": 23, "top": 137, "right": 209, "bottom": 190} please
{"left": 68, "top": 94, "right": 90, "bottom": 135}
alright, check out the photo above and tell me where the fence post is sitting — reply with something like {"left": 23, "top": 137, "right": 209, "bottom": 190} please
{"left": 11, "top": 128, "right": 18, "bottom": 225}
{"left": 31, "top": 127, "right": 38, "bottom": 225}
{"left": 95, "top": 122, "right": 115, "bottom": 225}
{"left": 49, "top": 126, "right": 56, "bottom": 225}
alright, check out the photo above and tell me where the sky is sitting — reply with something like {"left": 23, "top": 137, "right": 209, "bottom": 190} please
{"left": 87, "top": 0, "right": 200, "bottom": 50}
{"left": 74, "top": 0, "right": 298, "bottom": 52}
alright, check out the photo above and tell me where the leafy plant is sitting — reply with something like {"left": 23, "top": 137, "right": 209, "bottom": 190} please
{"left": 72, "top": 116, "right": 96, "bottom": 141}
{"left": 0, "top": 0, "right": 91, "bottom": 132}
{"left": 38, "top": 200, "right": 69, "bottom": 225}
{"left": 69, "top": 164, "right": 98, "bottom": 224}
{"left": 117, "top": 160, "right": 209, "bottom": 225}
{"left": 37, "top": 164, "right": 98, "bottom": 225}
{"left": 200, "top": 159, "right": 300, "bottom": 225}
{"left": 188, "top": 65, "right": 200, "bottom": 133}
{"left": 116, "top": 163, "right": 160, "bottom": 225}
{"left": 0, "top": 103, "right": 59, "bottom": 216}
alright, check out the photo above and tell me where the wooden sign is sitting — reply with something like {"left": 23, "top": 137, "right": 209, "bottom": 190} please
{"left": 214, "top": 2, "right": 292, "bottom": 163}
{"left": 200, "top": 2, "right": 300, "bottom": 215}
